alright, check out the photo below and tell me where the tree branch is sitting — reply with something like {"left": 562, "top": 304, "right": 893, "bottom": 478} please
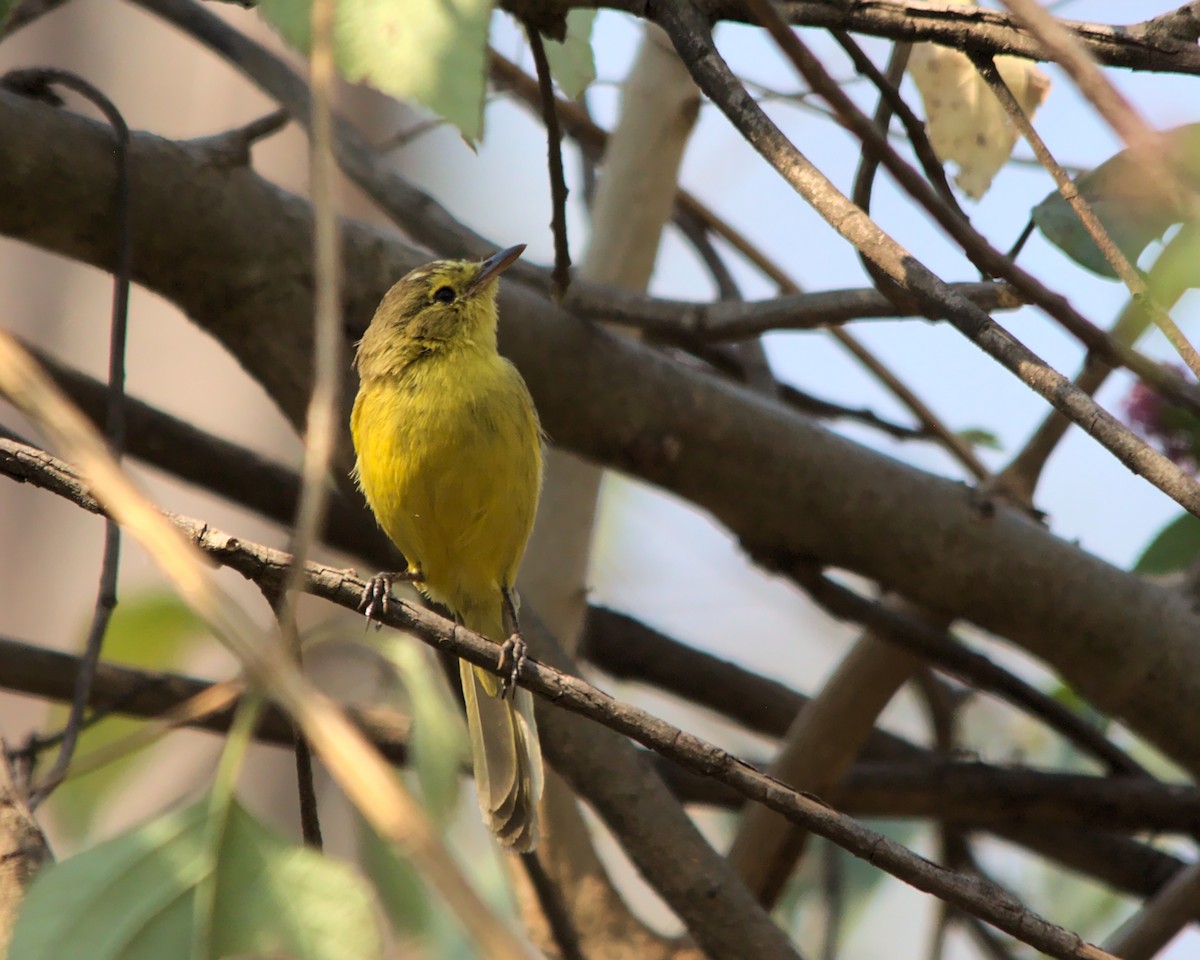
{"left": 0, "top": 434, "right": 1119, "bottom": 960}
{"left": 582, "top": 0, "right": 1200, "bottom": 76}
{"left": 7, "top": 85, "right": 1200, "bottom": 781}
{"left": 563, "top": 280, "right": 1022, "bottom": 341}
{"left": 7, "top": 624, "right": 1200, "bottom": 840}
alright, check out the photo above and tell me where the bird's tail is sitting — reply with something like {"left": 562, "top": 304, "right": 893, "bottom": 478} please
{"left": 459, "top": 600, "right": 543, "bottom": 851}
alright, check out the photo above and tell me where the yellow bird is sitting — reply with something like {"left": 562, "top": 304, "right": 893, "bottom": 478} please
{"left": 351, "top": 245, "right": 544, "bottom": 850}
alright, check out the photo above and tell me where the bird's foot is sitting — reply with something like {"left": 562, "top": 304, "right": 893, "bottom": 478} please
{"left": 497, "top": 630, "right": 528, "bottom": 700}
{"left": 359, "top": 571, "right": 422, "bottom": 626}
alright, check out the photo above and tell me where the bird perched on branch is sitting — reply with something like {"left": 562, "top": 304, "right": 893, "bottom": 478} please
{"left": 351, "top": 245, "right": 544, "bottom": 850}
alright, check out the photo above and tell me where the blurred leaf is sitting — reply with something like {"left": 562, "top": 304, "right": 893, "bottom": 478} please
{"left": 373, "top": 636, "right": 468, "bottom": 826}
{"left": 956, "top": 427, "right": 1002, "bottom": 451}
{"left": 543, "top": 10, "right": 595, "bottom": 100}
{"left": 908, "top": 43, "right": 1050, "bottom": 200}
{"left": 12, "top": 797, "right": 381, "bottom": 960}
{"left": 259, "top": 0, "right": 494, "bottom": 141}
{"left": 209, "top": 799, "right": 380, "bottom": 959}
{"left": 78, "top": 589, "right": 206, "bottom": 671}
{"left": 1032, "top": 123, "right": 1200, "bottom": 278}
{"left": 357, "top": 811, "right": 505, "bottom": 960}
{"left": 1134, "top": 511, "right": 1200, "bottom": 575}
{"left": 1150, "top": 222, "right": 1200, "bottom": 296}
{"left": 49, "top": 591, "right": 208, "bottom": 840}
{"left": 356, "top": 813, "right": 433, "bottom": 939}
{"left": 0, "top": 0, "right": 16, "bottom": 29}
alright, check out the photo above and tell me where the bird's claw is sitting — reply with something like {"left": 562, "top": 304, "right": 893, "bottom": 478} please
{"left": 359, "top": 570, "right": 424, "bottom": 628}
{"left": 359, "top": 574, "right": 394, "bottom": 628}
{"left": 497, "top": 631, "right": 528, "bottom": 699}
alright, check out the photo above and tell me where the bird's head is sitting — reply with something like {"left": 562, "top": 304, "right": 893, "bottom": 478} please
{"left": 355, "top": 244, "right": 525, "bottom": 378}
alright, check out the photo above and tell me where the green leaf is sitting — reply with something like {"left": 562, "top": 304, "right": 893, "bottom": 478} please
{"left": 357, "top": 813, "right": 433, "bottom": 938}
{"left": 210, "top": 802, "right": 380, "bottom": 960}
{"left": 0, "top": 0, "right": 18, "bottom": 29}
{"left": 49, "top": 591, "right": 208, "bottom": 840}
{"left": 356, "top": 814, "right": 502, "bottom": 960}
{"left": 1032, "top": 123, "right": 1200, "bottom": 278}
{"left": 956, "top": 427, "right": 1002, "bottom": 451}
{"left": 543, "top": 10, "right": 596, "bottom": 100}
{"left": 259, "top": 0, "right": 494, "bottom": 141}
{"left": 1134, "top": 511, "right": 1200, "bottom": 575}
{"left": 373, "top": 636, "right": 468, "bottom": 826}
{"left": 10, "top": 803, "right": 209, "bottom": 960}
{"left": 12, "top": 798, "right": 382, "bottom": 960}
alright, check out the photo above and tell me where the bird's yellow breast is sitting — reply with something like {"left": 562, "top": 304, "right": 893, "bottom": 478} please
{"left": 351, "top": 345, "right": 542, "bottom": 624}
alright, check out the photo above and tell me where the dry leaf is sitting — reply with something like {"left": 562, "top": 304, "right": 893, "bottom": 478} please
{"left": 908, "top": 44, "right": 1050, "bottom": 200}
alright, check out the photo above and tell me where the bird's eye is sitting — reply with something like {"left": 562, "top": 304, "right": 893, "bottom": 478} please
{"left": 432, "top": 286, "right": 456, "bottom": 304}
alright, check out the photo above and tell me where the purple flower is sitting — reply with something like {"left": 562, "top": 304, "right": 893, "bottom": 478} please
{"left": 1123, "top": 371, "right": 1200, "bottom": 471}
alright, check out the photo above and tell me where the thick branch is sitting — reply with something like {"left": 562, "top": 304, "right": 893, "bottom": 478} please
{"left": 0, "top": 633, "right": 412, "bottom": 762}
{"left": 2, "top": 620, "right": 1194, "bottom": 914}
{"left": 662, "top": 759, "right": 1200, "bottom": 833}
{"left": 6, "top": 90, "right": 1200, "bottom": 783}
{"left": 25, "top": 345, "right": 394, "bottom": 565}
{"left": 0, "top": 436, "right": 1116, "bottom": 960}
{"left": 5, "top": 629, "right": 1199, "bottom": 836}
{"left": 567, "top": 0, "right": 1200, "bottom": 75}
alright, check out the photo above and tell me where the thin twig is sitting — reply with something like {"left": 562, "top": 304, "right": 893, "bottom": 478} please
{"left": 654, "top": 0, "right": 1200, "bottom": 519}
{"left": 970, "top": 52, "right": 1200, "bottom": 379}
{"left": 491, "top": 40, "right": 998, "bottom": 468}
{"left": 846, "top": 41, "right": 990, "bottom": 481}
{"left": 997, "top": 0, "right": 1179, "bottom": 149}
{"left": 915, "top": 672, "right": 1018, "bottom": 960}
{"left": 185, "top": 108, "right": 289, "bottom": 167}
{"left": 697, "top": 165, "right": 999, "bottom": 479}
{"left": 563, "top": 280, "right": 1021, "bottom": 341}
{"left": 524, "top": 22, "right": 572, "bottom": 301}
{"left": 519, "top": 853, "right": 586, "bottom": 960}
{"left": 851, "top": 41, "right": 911, "bottom": 218}
{"left": 268, "top": 551, "right": 324, "bottom": 850}
{"left": 2, "top": 69, "right": 132, "bottom": 809}
{"left": 293, "top": 731, "right": 322, "bottom": 848}
{"left": 831, "top": 30, "right": 964, "bottom": 217}
{"left": 1006, "top": 219, "right": 1036, "bottom": 261}
{"left": 278, "top": 0, "right": 342, "bottom": 651}
{"left": 995, "top": 224, "right": 1200, "bottom": 504}
{"left": 271, "top": 0, "right": 344, "bottom": 850}
{"left": 723, "top": 0, "right": 1200, "bottom": 422}
{"left": 60, "top": 679, "right": 243, "bottom": 783}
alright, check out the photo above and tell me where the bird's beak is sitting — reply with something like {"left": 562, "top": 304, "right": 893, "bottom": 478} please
{"left": 467, "top": 244, "right": 525, "bottom": 296}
